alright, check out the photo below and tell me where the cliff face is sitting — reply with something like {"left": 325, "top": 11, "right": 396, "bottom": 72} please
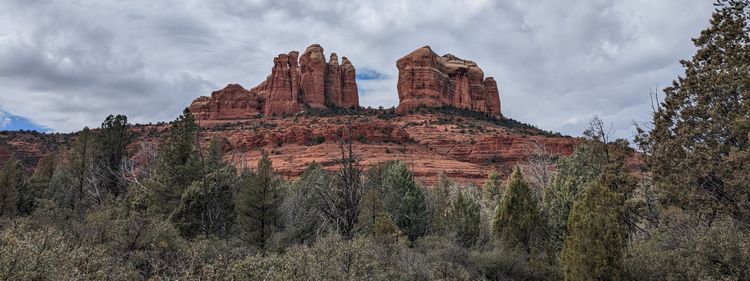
{"left": 193, "top": 112, "right": 577, "bottom": 186}
{"left": 190, "top": 44, "right": 360, "bottom": 119}
{"left": 396, "top": 46, "right": 501, "bottom": 117}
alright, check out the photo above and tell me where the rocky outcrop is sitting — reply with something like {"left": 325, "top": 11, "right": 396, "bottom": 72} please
{"left": 190, "top": 112, "right": 580, "bottom": 186}
{"left": 190, "top": 44, "right": 360, "bottom": 120}
{"left": 341, "top": 57, "right": 359, "bottom": 108}
{"left": 189, "top": 84, "right": 263, "bottom": 120}
{"left": 396, "top": 46, "right": 501, "bottom": 117}
{"left": 299, "top": 44, "right": 327, "bottom": 108}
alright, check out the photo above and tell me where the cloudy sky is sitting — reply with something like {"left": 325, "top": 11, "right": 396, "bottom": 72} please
{"left": 0, "top": 0, "right": 714, "bottom": 139}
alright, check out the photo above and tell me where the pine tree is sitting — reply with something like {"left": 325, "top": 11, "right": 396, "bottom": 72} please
{"left": 493, "top": 167, "right": 540, "bottom": 252}
{"left": 152, "top": 109, "right": 202, "bottom": 212}
{"left": 450, "top": 191, "right": 481, "bottom": 247}
{"left": 561, "top": 182, "right": 625, "bottom": 281}
{"left": 382, "top": 161, "right": 430, "bottom": 242}
{"left": 638, "top": 0, "right": 750, "bottom": 221}
{"left": 235, "top": 153, "right": 284, "bottom": 249}
{"left": 170, "top": 135, "right": 236, "bottom": 238}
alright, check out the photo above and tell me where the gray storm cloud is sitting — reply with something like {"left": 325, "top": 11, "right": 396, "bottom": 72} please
{"left": 0, "top": 0, "right": 713, "bottom": 137}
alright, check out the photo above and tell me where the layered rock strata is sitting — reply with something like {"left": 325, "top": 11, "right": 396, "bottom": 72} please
{"left": 190, "top": 44, "right": 359, "bottom": 119}
{"left": 396, "top": 46, "right": 501, "bottom": 117}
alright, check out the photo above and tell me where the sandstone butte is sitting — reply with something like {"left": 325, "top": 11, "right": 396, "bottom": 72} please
{"left": 396, "top": 46, "right": 502, "bottom": 117}
{"left": 189, "top": 44, "right": 359, "bottom": 120}
{"left": 2, "top": 45, "right": 636, "bottom": 186}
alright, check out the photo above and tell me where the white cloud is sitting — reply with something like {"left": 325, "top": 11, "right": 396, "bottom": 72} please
{"left": 0, "top": 112, "right": 11, "bottom": 129}
{"left": 0, "top": 0, "right": 714, "bottom": 137}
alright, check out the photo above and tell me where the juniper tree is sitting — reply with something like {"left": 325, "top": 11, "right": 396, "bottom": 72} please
{"left": 450, "top": 191, "right": 481, "bottom": 247}
{"left": 637, "top": 0, "right": 750, "bottom": 222}
{"left": 493, "top": 167, "right": 540, "bottom": 253}
{"left": 381, "top": 161, "right": 430, "bottom": 242}
{"left": 482, "top": 169, "right": 503, "bottom": 205}
{"left": 561, "top": 182, "right": 625, "bottom": 281}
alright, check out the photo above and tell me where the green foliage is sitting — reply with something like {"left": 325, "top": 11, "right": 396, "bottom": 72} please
{"left": 170, "top": 168, "right": 236, "bottom": 238}
{"left": 66, "top": 127, "right": 97, "bottom": 217}
{"left": 95, "top": 114, "right": 134, "bottom": 197}
{"left": 561, "top": 182, "right": 625, "bottom": 281}
{"left": 0, "top": 156, "right": 23, "bottom": 217}
{"left": 468, "top": 241, "right": 559, "bottom": 281}
{"left": 151, "top": 109, "right": 202, "bottom": 213}
{"left": 235, "top": 154, "right": 284, "bottom": 249}
{"left": 428, "top": 172, "right": 454, "bottom": 235}
{"left": 19, "top": 154, "right": 56, "bottom": 215}
{"left": 482, "top": 169, "right": 503, "bottom": 205}
{"left": 381, "top": 161, "right": 430, "bottom": 242}
{"left": 450, "top": 191, "right": 481, "bottom": 247}
{"left": 372, "top": 212, "right": 400, "bottom": 243}
{"left": 541, "top": 140, "right": 606, "bottom": 253}
{"left": 637, "top": 0, "right": 750, "bottom": 222}
{"left": 625, "top": 209, "right": 750, "bottom": 280}
{"left": 493, "top": 168, "right": 540, "bottom": 252}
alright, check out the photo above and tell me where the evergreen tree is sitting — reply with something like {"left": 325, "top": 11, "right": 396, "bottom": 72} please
{"left": 561, "top": 182, "right": 625, "bottom": 281}
{"left": 482, "top": 169, "right": 503, "bottom": 204}
{"left": 235, "top": 153, "right": 284, "bottom": 249}
{"left": 429, "top": 172, "right": 454, "bottom": 235}
{"left": 493, "top": 167, "right": 540, "bottom": 252}
{"left": 68, "top": 127, "right": 97, "bottom": 217}
{"left": 152, "top": 109, "right": 202, "bottom": 212}
{"left": 170, "top": 167, "right": 236, "bottom": 238}
{"left": 0, "top": 156, "right": 23, "bottom": 217}
{"left": 541, "top": 142, "right": 605, "bottom": 254}
{"left": 95, "top": 114, "right": 134, "bottom": 197}
{"left": 450, "top": 191, "right": 481, "bottom": 247}
{"left": 638, "top": 0, "right": 750, "bottom": 221}
{"left": 381, "top": 161, "right": 430, "bottom": 242}
{"left": 18, "top": 154, "right": 56, "bottom": 215}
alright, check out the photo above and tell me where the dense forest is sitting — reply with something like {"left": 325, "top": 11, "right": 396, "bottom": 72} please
{"left": 1, "top": 1, "right": 750, "bottom": 280}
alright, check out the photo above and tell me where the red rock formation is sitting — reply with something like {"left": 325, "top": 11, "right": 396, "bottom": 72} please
{"left": 325, "top": 53, "right": 343, "bottom": 106}
{"left": 396, "top": 46, "right": 502, "bottom": 117}
{"left": 189, "top": 112, "right": 581, "bottom": 186}
{"left": 259, "top": 52, "right": 302, "bottom": 116}
{"left": 189, "top": 84, "right": 262, "bottom": 120}
{"left": 190, "top": 44, "right": 360, "bottom": 119}
{"left": 299, "top": 44, "right": 327, "bottom": 108}
{"left": 484, "top": 77, "right": 501, "bottom": 116}
{"left": 341, "top": 57, "right": 359, "bottom": 108}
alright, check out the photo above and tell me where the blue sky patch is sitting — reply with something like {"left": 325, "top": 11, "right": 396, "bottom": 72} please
{"left": 356, "top": 68, "right": 388, "bottom": 80}
{"left": 0, "top": 113, "right": 49, "bottom": 132}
